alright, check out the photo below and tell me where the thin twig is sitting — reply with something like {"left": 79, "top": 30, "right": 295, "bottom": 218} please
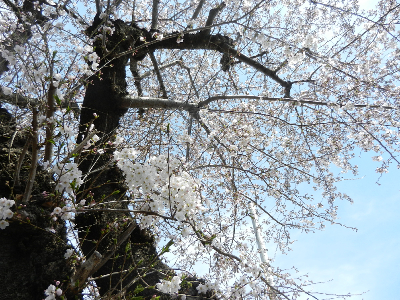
{"left": 13, "top": 138, "right": 31, "bottom": 187}
{"left": 149, "top": 52, "right": 168, "bottom": 98}
{"left": 90, "top": 222, "right": 137, "bottom": 275}
{"left": 22, "top": 107, "right": 38, "bottom": 203}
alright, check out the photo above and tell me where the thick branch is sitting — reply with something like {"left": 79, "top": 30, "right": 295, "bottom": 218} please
{"left": 44, "top": 82, "right": 56, "bottom": 162}
{"left": 190, "top": 0, "right": 206, "bottom": 21}
{"left": 121, "top": 94, "right": 397, "bottom": 116}
{"left": 123, "top": 32, "right": 292, "bottom": 97}
{"left": 225, "top": 49, "right": 292, "bottom": 96}
{"left": 120, "top": 96, "right": 198, "bottom": 112}
{"left": 90, "top": 222, "right": 137, "bottom": 276}
{"left": 202, "top": 2, "right": 226, "bottom": 36}
{"left": 0, "top": 90, "right": 81, "bottom": 113}
{"left": 95, "top": 0, "right": 102, "bottom": 14}
{"left": 70, "top": 250, "right": 103, "bottom": 293}
{"left": 151, "top": 0, "right": 160, "bottom": 30}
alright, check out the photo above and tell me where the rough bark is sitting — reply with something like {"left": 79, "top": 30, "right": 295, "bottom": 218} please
{"left": 0, "top": 107, "right": 73, "bottom": 300}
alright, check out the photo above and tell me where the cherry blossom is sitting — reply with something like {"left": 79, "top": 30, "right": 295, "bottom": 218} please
{"left": 1, "top": 0, "right": 399, "bottom": 299}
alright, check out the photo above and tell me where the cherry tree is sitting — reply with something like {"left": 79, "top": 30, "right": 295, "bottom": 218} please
{"left": 0, "top": 0, "right": 399, "bottom": 299}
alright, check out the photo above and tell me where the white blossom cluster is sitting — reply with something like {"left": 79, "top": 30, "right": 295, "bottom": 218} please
{"left": 114, "top": 149, "right": 206, "bottom": 227}
{"left": 44, "top": 283, "right": 62, "bottom": 300}
{"left": 64, "top": 248, "right": 74, "bottom": 259}
{"left": 0, "top": 198, "right": 15, "bottom": 229}
{"left": 196, "top": 283, "right": 209, "bottom": 294}
{"left": 53, "top": 162, "right": 83, "bottom": 195}
{"left": 156, "top": 275, "right": 182, "bottom": 294}
{"left": 51, "top": 205, "right": 73, "bottom": 221}
{"left": 74, "top": 45, "right": 102, "bottom": 75}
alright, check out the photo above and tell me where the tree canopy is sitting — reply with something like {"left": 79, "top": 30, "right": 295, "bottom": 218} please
{"left": 0, "top": 0, "right": 399, "bottom": 299}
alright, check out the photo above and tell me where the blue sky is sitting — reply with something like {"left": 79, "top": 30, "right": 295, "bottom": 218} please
{"left": 272, "top": 152, "right": 400, "bottom": 299}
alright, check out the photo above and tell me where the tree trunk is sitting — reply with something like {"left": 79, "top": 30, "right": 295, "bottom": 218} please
{"left": 0, "top": 107, "right": 73, "bottom": 300}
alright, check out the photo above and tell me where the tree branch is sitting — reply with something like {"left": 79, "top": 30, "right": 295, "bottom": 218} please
{"left": 149, "top": 52, "right": 168, "bottom": 98}
{"left": 190, "top": 0, "right": 206, "bottom": 21}
{"left": 122, "top": 32, "right": 292, "bottom": 97}
{"left": 13, "top": 138, "right": 31, "bottom": 187}
{"left": 197, "top": 95, "right": 397, "bottom": 109}
{"left": 70, "top": 250, "right": 103, "bottom": 293}
{"left": 0, "top": 90, "right": 81, "bottom": 114}
{"left": 133, "top": 59, "right": 182, "bottom": 79}
{"left": 151, "top": 0, "right": 160, "bottom": 30}
{"left": 310, "top": 0, "right": 400, "bottom": 43}
{"left": 120, "top": 93, "right": 397, "bottom": 119}
{"left": 120, "top": 96, "right": 198, "bottom": 112}
{"left": 22, "top": 106, "right": 38, "bottom": 203}
{"left": 129, "top": 59, "right": 143, "bottom": 96}
{"left": 114, "top": 0, "right": 123, "bottom": 9}
{"left": 44, "top": 82, "right": 56, "bottom": 163}
{"left": 95, "top": 0, "right": 102, "bottom": 14}
{"left": 90, "top": 222, "right": 137, "bottom": 276}
{"left": 202, "top": 2, "right": 226, "bottom": 36}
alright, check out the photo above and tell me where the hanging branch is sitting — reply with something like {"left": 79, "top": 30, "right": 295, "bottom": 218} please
{"left": 129, "top": 59, "right": 143, "bottom": 96}
{"left": 179, "top": 61, "right": 199, "bottom": 162}
{"left": 129, "top": 58, "right": 145, "bottom": 116}
{"left": 249, "top": 202, "right": 276, "bottom": 299}
{"left": 133, "top": 60, "right": 182, "bottom": 79}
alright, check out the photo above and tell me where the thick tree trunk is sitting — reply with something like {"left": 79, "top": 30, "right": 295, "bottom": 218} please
{"left": 0, "top": 107, "right": 73, "bottom": 300}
